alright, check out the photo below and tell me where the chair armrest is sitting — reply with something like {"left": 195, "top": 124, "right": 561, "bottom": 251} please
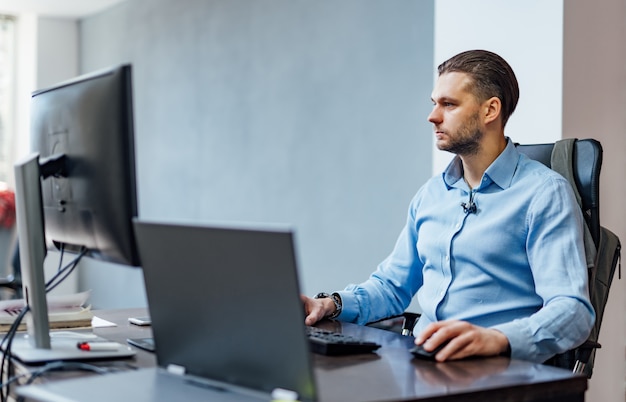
{"left": 401, "top": 312, "right": 421, "bottom": 336}
{"left": 367, "top": 312, "right": 422, "bottom": 336}
{"left": 575, "top": 340, "right": 602, "bottom": 368}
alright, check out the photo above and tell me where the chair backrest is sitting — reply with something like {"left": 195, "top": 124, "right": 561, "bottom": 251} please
{"left": 516, "top": 139, "right": 602, "bottom": 248}
{"left": 516, "top": 139, "right": 616, "bottom": 377}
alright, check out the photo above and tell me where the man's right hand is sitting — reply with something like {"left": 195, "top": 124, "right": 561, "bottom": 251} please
{"left": 301, "top": 294, "right": 336, "bottom": 326}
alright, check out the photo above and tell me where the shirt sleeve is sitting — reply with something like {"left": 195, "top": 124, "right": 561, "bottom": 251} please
{"left": 337, "top": 194, "right": 424, "bottom": 325}
{"left": 491, "top": 174, "right": 595, "bottom": 363}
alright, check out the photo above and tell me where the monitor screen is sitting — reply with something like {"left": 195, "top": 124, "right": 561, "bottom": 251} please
{"left": 30, "top": 64, "right": 139, "bottom": 266}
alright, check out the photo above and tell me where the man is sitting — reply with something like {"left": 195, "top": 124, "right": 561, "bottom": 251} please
{"left": 302, "top": 50, "right": 594, "bottom": 364}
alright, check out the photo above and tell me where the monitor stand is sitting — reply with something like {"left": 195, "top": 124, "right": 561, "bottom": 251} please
{"left": 8, "top": 154, "right": 134, "bottom": 364}
{"left": 8, "top": 333, "right": 135, "bottom": 365}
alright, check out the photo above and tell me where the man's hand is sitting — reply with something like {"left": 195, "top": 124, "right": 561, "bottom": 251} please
{"left": 301, "top": 294, "right": 336, "bottom": 326}
{"left": 414, "top": 320, "right": 510, "bottom": 362}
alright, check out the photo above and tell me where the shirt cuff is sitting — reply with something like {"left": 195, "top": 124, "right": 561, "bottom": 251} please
{"left": 491, "top": 320, "right": 534, "bottom": 361}
{"left": 335, "top": 290, "right": 359, "bottom": 322}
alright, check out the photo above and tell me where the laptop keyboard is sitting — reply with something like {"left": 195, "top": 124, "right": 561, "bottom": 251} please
{"left": 306, "top": 326, "right": 381, "bottom": 356}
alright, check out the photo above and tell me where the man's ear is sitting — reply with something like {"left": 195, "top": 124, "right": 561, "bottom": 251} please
{"left": 483, "top": 97, "right": 501, "bottom": 125}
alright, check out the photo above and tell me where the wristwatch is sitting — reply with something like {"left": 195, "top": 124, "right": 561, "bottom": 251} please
{"left": 314, "top": 292, "right": 342, "bottom": 319}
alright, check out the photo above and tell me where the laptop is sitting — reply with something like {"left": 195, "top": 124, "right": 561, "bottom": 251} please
{"left": 18, "top": 220, "right": 318, "bottom": 401}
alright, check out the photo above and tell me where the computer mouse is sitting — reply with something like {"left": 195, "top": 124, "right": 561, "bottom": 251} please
{"left": 410, "top": 341, "right": 448, "bottom": 361}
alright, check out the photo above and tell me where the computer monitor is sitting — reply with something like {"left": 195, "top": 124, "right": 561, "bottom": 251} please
{"left": 12, "top": 64, "right": 139, "bottom": 361}
{"left": 33, "top": 64, "right": 139, "bottom": 266}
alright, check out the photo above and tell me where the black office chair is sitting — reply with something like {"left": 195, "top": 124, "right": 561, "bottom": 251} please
{"left": 370, "top": 139, "right": 619, "bottom": 378}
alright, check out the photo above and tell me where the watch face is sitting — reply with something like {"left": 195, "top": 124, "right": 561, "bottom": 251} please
{"left": 314, "top": 292, "right": 330, "bottom": 299}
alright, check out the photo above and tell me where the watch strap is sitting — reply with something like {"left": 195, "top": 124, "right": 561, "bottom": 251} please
{"left": 314, "top": 292, "right": 342, "bottom": 319}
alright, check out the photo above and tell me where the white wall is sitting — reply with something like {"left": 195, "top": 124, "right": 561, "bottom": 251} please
{"left": 563, "top": 1, "right": 626, "bottom": 401}
{"left": 432, "top": 0, "right": 563, "bottom": 173}
{"left": 36, "top": 18, "right": 78, "bottom": 88}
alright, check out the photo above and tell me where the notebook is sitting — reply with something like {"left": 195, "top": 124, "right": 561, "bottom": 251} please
{"left": 17, "top": 220, "right": 318, "bottom": 402}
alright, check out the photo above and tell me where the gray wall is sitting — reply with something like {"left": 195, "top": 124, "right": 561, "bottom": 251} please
{"left": 77, "top": 0, "right": 435, "bottom": 309}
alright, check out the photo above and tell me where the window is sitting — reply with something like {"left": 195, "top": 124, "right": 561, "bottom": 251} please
{"left": 0, "top": 15, "right": 16, "bottom": 185}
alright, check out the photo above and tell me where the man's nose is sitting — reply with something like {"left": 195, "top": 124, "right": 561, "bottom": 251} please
{"left": 428, "top": 106, "right": 441, "bottom": 124}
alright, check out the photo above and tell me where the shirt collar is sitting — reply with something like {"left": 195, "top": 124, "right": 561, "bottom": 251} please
{"left": 442, "top": 137, "right": 519, "bottom": 190}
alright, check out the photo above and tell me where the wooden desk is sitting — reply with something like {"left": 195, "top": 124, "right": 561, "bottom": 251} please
{"left": 19, "top": 308, "right": 588, "bottom": 402}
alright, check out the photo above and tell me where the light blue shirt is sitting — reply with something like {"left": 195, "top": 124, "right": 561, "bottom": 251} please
{"left": 337, "top": 139, "right": 595, "bottom": 363}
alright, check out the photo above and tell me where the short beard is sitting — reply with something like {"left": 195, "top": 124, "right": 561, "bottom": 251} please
{"left": 438, "top": 113, "right": 483, "bottom": 156}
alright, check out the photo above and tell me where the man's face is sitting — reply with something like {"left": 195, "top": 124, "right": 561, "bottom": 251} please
{"left": 428, "top": 72, "right": 484, "bottom": 156}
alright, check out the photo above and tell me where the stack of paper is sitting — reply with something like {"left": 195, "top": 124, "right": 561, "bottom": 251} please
{"left": 0, "top": 291, "right": 93, "bottom": 332}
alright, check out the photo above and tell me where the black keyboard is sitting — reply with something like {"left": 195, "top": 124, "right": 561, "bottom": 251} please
{"left": 306, "top": 326, "right": 381, "bottom": 356}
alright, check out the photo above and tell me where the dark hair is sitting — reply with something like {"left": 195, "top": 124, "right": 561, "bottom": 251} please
{"left": 438, "top": 50, "right": 519, "bottom": 127}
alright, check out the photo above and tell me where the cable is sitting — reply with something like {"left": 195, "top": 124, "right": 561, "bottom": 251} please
{"left": 24, "top": 361, "right": 110, "bottom": 385}
{"left": 12, "top": 361, "right": 118, "bottom": 402}
{"left": 57, "top": 244, "right": 66, "bottom": 272}
{"left": 1, "top": 359, "right": 137, "bottom": 401}
{"left": 0, "top": 306, "right": 29, "bottom": 402}
{"left": 0, "top": 245, "right": 88, "bottom": 401}
{"left": 45, "top": 247, "right": 88, "bottom": 293}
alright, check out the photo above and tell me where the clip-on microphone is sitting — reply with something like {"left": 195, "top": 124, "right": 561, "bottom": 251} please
{"left": 461, "top": 201, "right": 477, "bottom": 214}
{"left": 461, "top": 191, "right": 477, "bottom": 214}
